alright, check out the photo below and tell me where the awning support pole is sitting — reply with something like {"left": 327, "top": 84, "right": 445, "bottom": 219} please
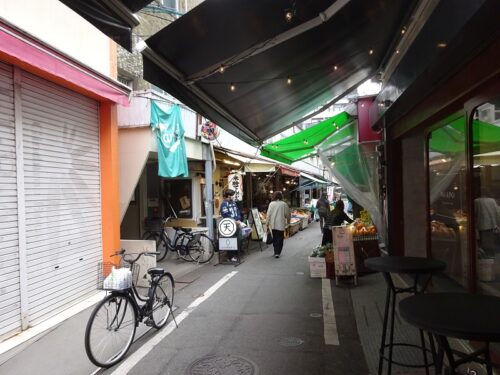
{"left": 203, "top": 143, "right": 214, "bottom": 240}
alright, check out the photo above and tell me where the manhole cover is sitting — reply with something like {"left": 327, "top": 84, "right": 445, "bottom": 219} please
{"left": 296, "top": 272, "right": 304, "bottom": 276}
{"left": 187, "top": 354, "right": 258, "bottom": 375}
{"left": 309, "top": 313, "right": 322, "bottom": 318}
{"left": 278, "top": 337, "right": 304, "bottom": 347}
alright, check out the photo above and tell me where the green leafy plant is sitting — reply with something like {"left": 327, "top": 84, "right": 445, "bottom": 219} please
{"left": 310, "top": 243, "right": 333, "bottom": 257}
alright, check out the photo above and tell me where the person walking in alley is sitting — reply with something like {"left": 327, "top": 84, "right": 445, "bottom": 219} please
{"left": 266, "top": 191, "right": 290, "bottom": 258}
{"left": 316, "top": 193, "right": 330, "bottom": 232}
{"left": 321, "top": 200, "right": 354, "bottom": 245}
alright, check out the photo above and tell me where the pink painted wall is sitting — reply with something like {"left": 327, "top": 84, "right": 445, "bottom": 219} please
{"left": 357, "top": 97, "right": 382, "bottom": 143}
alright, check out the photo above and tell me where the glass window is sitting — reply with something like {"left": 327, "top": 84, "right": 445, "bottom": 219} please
{"left": 472, "top": 98, "right": 500, "bottom": 295}
{"left": 163, "top": 179, "right": 192, "bottom": 218}
{"left": 427, "top": 116, "right": 468, "bottom": 289}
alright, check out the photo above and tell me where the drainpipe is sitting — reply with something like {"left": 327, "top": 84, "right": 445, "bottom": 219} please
{"left": 203, "top": 143, "right": 214, "bottom": 240}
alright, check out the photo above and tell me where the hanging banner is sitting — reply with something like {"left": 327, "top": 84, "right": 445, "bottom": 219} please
{"left": 150, "top": 100, "right": 189, "bottom": 178}
{"left": 227, "top": 173, "right": 243, "bottom": 201}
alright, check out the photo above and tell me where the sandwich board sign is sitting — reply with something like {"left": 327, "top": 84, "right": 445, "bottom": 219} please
{"left": 250, "top": 208, "right": 264, "bottom": 240}
{"left": 332, "top": 226, "right": 358, "bottom": 286}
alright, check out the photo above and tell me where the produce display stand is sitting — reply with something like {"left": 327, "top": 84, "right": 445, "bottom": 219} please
{"left": 352, "top": 234, "right": 380, "bottom": 274}
{"left": 300, "top": 217, "right": 309, "bottom": 229}
{"left": 291, "top": 208, "right": 311, "bottom": 230}
{"left": 331, "top": 226, "right": 358, "bottom": 286}
{"left": 289, "top": 220, "right": 301, "bottom": 236}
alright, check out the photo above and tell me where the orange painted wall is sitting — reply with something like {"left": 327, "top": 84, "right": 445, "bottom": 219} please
{"left": 100, "top": 102, "right": 121, "bottom": 263}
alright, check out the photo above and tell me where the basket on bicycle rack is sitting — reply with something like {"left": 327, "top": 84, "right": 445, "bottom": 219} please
{"left": 97, "top": 262, "right": 139, "bottom": 290}
{"left": 143, "top": 217, "right": 164, "bottom": 231}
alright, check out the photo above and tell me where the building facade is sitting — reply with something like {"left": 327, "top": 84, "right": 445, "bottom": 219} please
{"left": 0, "top": 1, "right": 129, "bottom": 340}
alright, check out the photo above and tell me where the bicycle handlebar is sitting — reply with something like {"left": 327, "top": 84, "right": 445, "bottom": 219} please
{"left": 112, "top": 249, "right": 160, "bottom": 265}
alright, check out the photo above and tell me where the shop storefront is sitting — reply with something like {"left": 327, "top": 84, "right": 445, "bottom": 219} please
{"left": 382, "top": 37, "right": 500, "bottom": 295}
{"left": 262, "top": 111, "right": 384, "bottom": 239}
{"left": 299, "top": 172, "right": 330, "bottom": 206}
{"left": 0, "top": 21, "right": 129, "bottom": 338}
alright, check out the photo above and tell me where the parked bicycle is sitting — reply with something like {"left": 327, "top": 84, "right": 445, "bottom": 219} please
{"left": 85, "top": 250, "right": 176, "bottom": 368}
{"left": 174, "top": 226, "right": 216, "bottom": 264}
{"left": 142, "top": 217, "right": 215, "bottom": 264}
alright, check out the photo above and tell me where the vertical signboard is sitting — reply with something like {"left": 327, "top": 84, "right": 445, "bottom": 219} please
{"left": 227, "top": 173, "right": 243, "bottom": 201}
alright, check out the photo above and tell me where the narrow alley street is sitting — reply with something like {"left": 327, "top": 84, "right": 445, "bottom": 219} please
{"left": 1, "top": 222, "right": 375, "bottom": 375}
{"left": 0, "top": 219, "right": 441, "bottom": 375}
{"left": 101, "top": 222, "right": 368, "bottom": 375}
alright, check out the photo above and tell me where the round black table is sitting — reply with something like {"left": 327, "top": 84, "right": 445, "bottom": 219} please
{"left": 400, "top": 293, "right": 500, "bottom": 375}
{"left": 365, "top": 256, "right": 446, "bottom": 375}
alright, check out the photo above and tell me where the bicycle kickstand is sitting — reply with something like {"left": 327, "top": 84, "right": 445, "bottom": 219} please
{"left": 170, "top": 306, "right": 179, "bottom": 328}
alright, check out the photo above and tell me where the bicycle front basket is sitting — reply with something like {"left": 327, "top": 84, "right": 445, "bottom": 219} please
{"left": 97, "top": 262, "right": 134, "bottom": 290}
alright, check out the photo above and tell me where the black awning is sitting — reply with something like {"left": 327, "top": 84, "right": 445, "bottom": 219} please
{"left": 142, "top": 0, "right": 415, "bottom": 144}
{"left": 59, "top": 0, "right": 153, "bottom": 51}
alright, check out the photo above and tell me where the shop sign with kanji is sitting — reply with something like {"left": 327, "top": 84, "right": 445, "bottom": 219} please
{"left": 227, "top": 173, "right": 243, "bottom": 201}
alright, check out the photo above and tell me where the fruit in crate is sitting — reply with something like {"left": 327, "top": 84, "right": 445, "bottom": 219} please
{"left": 291, "top": 209, "right": 309, "bottom": 219}
{"left": 351, "top": 221, "right": 377, "bottom": 236}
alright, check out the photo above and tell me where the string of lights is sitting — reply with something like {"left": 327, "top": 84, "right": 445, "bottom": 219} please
{"left": 198, "top": 42, "right": 385, "bottom": 92}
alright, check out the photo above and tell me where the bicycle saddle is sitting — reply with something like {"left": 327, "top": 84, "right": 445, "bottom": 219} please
{"left": 147, "top": 267, "right": 165, "bottom": 276}
{"left": 174, "top": 227, "right": 192, "bottom": 233}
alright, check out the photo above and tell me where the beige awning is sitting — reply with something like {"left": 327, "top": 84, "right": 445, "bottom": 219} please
{"left": 223, "top": 152, "right": 275, "bottom": 173}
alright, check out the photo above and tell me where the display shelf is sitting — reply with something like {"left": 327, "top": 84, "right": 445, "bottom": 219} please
{"left": 289, "top": 221, "right": 301, "bottom": 236}
{"left": 352, "top": 234, "right": 378, "bottom": 242}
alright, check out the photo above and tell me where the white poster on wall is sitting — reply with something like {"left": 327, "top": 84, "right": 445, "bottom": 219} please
{"left": 227, "top": 173, "right": 243, "bottom": 201}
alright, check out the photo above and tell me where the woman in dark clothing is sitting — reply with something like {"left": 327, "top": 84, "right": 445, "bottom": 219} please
{"left": 321, "top": 200, "right": 354, "bottom": 245}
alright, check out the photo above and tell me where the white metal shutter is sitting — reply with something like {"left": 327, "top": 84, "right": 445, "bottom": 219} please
{"left": 0, "top": 62, "right": 21, "bottom": 338}
{"left": 21, "top": 71, "right": 102, "bottom": 324}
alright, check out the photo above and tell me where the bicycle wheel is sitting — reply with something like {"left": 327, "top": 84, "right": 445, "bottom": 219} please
{"left": 142, "top": 231, "right": 159, "bottom": 241}
{"left": 144, "top": 232, "right": 168, "bottom": 261}
{"left": 188, "top": 233, "right": 215, "bottom": 264}
{"left": 85, "top": 294, "right": 137, "bottom": 368}
{"left": 150, "top": 272, "right": 175, "bottom": 329}
{"left": 156, "top": 234, "right": 172, "bottom": 262}
{"left": 175, "top": 233, "right": 194, "bottom": 262}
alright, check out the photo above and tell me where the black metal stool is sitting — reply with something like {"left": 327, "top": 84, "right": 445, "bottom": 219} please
{"left": 365, "top": 256, "right": 446, "bottom": 375}
{"left": 400, "top": 293, "right": 500, "bottom": 375}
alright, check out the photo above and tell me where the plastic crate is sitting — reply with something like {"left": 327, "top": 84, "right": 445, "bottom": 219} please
{"left": 308, "top": 257, "right": 326, "bottom": 278}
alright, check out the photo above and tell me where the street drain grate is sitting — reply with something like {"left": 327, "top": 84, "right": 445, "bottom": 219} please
{"left": 187, "top": 354, "right": 258, "bottom": 375}
{"left": 309, "top": 313, "right": 322, "bottom": 318}
{"left": 278, "top": 337, "right": 304, "bottom": 347}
